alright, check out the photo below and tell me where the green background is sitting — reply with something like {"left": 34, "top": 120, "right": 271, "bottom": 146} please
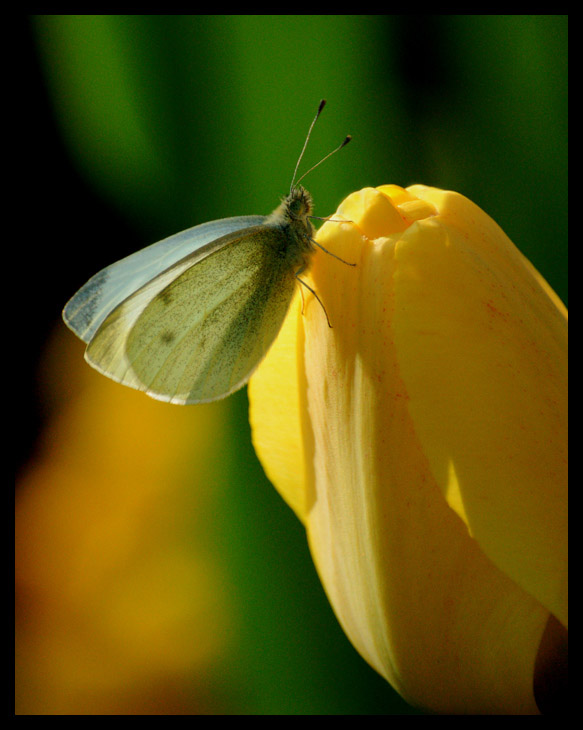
{"left": 20, "top": 15, "right": 567, "bottom": 714}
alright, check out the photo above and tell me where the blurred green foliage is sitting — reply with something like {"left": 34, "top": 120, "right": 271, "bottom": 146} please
{"left": 33, "top": 15, "right": 567, "bottom": 302}
{"left": 27, "top": 14, "right": 567, "bottom": 715}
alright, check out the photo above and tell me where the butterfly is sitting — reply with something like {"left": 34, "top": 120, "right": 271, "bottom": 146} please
{"left": 63, "top": 100, "right": 352, "bottom": 404}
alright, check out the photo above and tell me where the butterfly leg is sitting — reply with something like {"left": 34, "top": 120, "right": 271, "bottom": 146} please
{"left": 309, "top": 235, "right": 356, "bottom": 267}
{"left": 295, "top": 265, "right": 332, "bottom": 328}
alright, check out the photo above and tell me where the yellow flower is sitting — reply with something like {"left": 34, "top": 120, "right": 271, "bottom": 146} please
{"left": 248, "top": 185, "right": 567, "bottom": 714}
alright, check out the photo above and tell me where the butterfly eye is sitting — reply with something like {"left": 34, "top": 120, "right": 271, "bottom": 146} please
{"left": 288, "top": 198, "right": 305, "bottom": 218}
{"left": 286, "top": 187, "right": 313, "bottom": 221}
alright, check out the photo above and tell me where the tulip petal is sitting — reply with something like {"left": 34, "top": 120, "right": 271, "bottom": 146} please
{"left": 248, "top": 295, "right": 308, "bottom": 522}
{"left": 391, "top": 187, "right": 567, "bottom": 627}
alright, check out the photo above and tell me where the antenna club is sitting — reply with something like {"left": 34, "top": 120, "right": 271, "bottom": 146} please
{"left": 290, "top": 101, "right": 350, "bottom": 194}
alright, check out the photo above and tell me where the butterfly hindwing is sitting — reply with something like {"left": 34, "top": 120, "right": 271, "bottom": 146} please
{"left": 86, "top": 225, "right": 298, "bottom": 403}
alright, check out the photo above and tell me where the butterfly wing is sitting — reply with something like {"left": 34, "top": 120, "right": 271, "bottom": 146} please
{"left": 63, "top": 215, "right": 266, "bottom": 343}
{"left": 85, "top": 225, "right": 297, "bottom": 403}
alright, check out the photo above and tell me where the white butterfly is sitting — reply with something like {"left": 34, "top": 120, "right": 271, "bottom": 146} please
{"left": 63, "top": 100, "right": 351, "bottom": 404}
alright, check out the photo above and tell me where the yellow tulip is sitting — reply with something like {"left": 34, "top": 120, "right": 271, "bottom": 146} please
{"left": 248, "top": 185, "right": 567, "bottom": 714}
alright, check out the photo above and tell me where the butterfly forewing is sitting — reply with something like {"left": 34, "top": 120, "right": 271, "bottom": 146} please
{"left": 63, "top": 215, "right": 266, "bottom": 343}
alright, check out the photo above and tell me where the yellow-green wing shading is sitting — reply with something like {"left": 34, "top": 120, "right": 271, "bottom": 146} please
{"left": 86, "top": 227, "right": 297, "bottom": 403}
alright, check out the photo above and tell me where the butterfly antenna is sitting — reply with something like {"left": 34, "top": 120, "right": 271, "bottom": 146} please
{"left": 294, "top": 134, "right": 351, "bottom": 190}
{"left": 290, "top": 99, "right": 327, "bottom": 194}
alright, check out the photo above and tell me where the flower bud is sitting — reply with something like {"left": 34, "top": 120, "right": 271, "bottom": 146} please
{"left": 249, "top": 185, "right": 567, "bottom": 714}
